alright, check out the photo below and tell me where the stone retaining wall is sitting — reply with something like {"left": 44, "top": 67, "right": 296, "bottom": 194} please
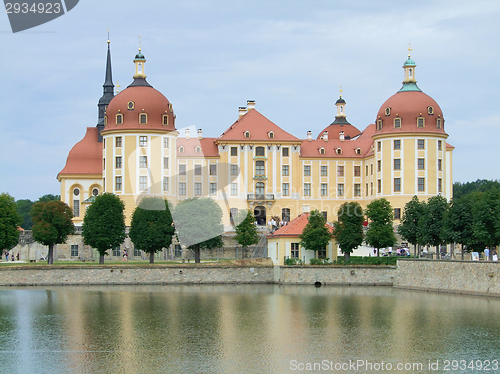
{"left": 396, "top": 259, "right": 500, "bottom": 297}
{"left": 277, "top": 266, "right": 395, "bottom": 285}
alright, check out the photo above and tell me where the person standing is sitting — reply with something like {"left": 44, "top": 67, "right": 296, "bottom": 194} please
{"left": 5, "top": 251, "right": 9, "bottom": 262}
{"left": 484, "top": 247, "right": 490, "bottom": 261}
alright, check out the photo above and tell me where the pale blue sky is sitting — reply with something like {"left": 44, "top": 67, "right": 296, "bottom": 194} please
{"left": 1, "top": 0, "right": 499, "bottom": 200}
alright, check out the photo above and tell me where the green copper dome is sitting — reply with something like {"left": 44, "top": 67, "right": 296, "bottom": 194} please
{"left": 135, "top": 51, "right": 145, "bottom": 61}
{"left": 403, "top": 57, "right": 416, "bottom": 67}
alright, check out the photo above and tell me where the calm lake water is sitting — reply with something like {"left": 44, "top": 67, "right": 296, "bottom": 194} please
{"left": 0, "top": 285, "right": 499, "bottom": 373}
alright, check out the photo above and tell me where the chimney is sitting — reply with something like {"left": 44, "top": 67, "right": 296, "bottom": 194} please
{"left": 307, "top": 131, "right": 312, "bottom": 142}
{"left": 185, "top": 128, "right": 190, "bottom": 140}
{"left": 247, "top": 100, "right": 255, "bottom": 111}
{"left": 302, "top": 204, "right": 310, "bottom": 214}
{"left": 340, "top": 131, "right": 345, "bottom": 141}
{"left": 239, "top": 107, "right": 246, "bottom": 118}
{"left": 323, "top": 131, "right": 328, "bottom": 142}
{"left": 198, "top": 129, "right": 203, "bottom": 140}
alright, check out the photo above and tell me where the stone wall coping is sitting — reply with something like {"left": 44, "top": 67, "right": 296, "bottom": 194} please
{"left": 0, "top": 264, "right": 275, "bottom": 271}
{"left": 397, "top": 258, "right": 500, "bottom": 265}
{"left": 280, "top": 265, "right": 397, "bottom": 269}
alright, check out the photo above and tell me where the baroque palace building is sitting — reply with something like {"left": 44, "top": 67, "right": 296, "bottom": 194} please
{"left": 57, "top": 42, "right": 454, "bottom": 240}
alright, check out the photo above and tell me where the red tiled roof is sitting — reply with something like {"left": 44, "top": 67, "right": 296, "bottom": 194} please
{"left": 58, "top": 127, "right": 102, "bottom": 177}
{"left": 176, "top": 137, "right": 219, "bottom": 157}
{"left": 316, "top": 123, "right": 361, "bottom": 139}
{"left": 267, "top": 213, "right": 334, "bottom": 238}
{"left": 446, "top": 142, "right": 455, "bottom": 150}
{"left": 218, "top": 109, "right": 299, "bottom": 142}
{"left": 300, "top": 124, "right": 375, "bottom": 158}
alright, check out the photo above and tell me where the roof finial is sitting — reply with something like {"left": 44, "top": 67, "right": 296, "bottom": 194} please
{"left": 408, "top": 42, "right": 412, "bottom": 58}
{"left": 139, "top": 35, "right": 141, "bottom": 51}
{"left": 116, "top": 82, "right": 120, "bottom": 94}
{"left": 107, "top": 28, "right": 110, "bottom": 44}
{"left": 339, "top": 86, "right": 343, "bottom": 98}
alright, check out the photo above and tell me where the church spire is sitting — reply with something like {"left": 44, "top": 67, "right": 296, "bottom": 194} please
{"left": 97, "top": 37, "right": 115, "bottom": 142}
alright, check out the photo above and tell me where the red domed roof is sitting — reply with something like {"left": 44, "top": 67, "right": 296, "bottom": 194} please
{"left": 58, "top": 127, "right": 102, "bottom": 177}
{"left": 316, "top": 123, "right": 361, "bottom": 140}
{"left": 102, "top": 84, "right": 175, "bottom": 133}
{"left": 375, "top": 91, "right": 446, "bottom": 135}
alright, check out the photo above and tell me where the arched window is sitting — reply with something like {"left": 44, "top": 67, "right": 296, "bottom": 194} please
{"left": 336, "top": 148, "right": 342, "bottom": 155}
{"left": 140, "top": 113, "right": 147, "bottom": 124}
{"left": 319, "top": 147, "right": 325, "bottom": 155}
{"left": 116, "top": 113, "right": 123, "bottom": 124}
{"left": 417, "top": 116, "right": 425, "bottom": 128}
{"left": 394, "top": 117, "right": 401, "bottom": 128}
{"left": 282, "top": 208, "right": 290, "bottom": 222}
{"left": 436, "top": 118, "right": 442, "bottom": 129}
{"left": 356, "top": 148, "right": 362, "bottom": 155}
{"left": 377, "top": 119, "right": 383, "bottom": 130}
{"left": 244, "top": 131, "right": 250, "bottom": 138}
{"left": 179, "top": 146, "right": 184, "bottom": 153}
{"left": 268, "top": 131, "right": 274, "bottom": 139}
{"left": 162, "top": 114, "right": 168, "bottom": 126}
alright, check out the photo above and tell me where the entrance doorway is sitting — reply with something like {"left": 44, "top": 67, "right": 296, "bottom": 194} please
{"left": 254, "top": 205, "right": 266, "bottom": 226}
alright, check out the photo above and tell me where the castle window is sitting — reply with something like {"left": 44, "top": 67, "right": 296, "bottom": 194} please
{"left": 231, "top": 165, "right": 238, "bottom": 176}
{"left": 394, "top": 208, "right": 401, "bottom": 219}
{"left": 436, "top": 118, "right": 442, "bottom": 129}
{"left": 179, "top": 146, "right": 184, "bottom": 153}
{"left": 116, "top": 137, "right": 122, "bottom": 147}
{"left": 73, "top": 200, "right": 80, "bottom": 217}
{"left": 139, "top": 176, "right": 147, "bottom": 190}
{"left": 73, "top": 188, "right": 79, "bottom": 196}
{"left": 194, "top": 183, "right": 202, "bottom": 196}
{"left": 179, "top": 182, "right": 186, "bottom": 195}
{"left": 319, "top": 147, "right": 325, "bottom": 155}
{"left": 179, "top": 164, "right": 186, "bottom": 175}
{"left": 418, "top": 139, "right": 425, "bottom": 149}
{"left": 354, "top": 184, "right": 361, "bottom": 196}
{"left": 255, "top": 161, "right": 265, "bottom": 176}
{"left": 195, "top": 165, "right": 202, "bottom": 175}
{"left": 282, "top": 183, "right": 289, "bottom": 196}
{"left": 417, "top": 117, "right": 425, "bottom": 128}
{"left": 195, "top": 146, "right": 201, "bottom": 153}
{"left": 139, "top": 136, "right": 147, "bottom": 147}
{"left": 163, "top": 114, "right": 168, "bottom": 126}
{"left": 418, "top": 158, "right": 425, "bottom": 170}
{"left": 377, "top": 119, "right": 383, "bottom": 130}
{"left": 385, "top": 107, "right": 391, "bottom": 116}
{"left": 438, "top": 178, "right": 442, "bottom": 193}
{"left": 210, "top": 183, "right": 217, "bottom": 195}
{"left": 163, "top": 137, "right": 169, "bottom": 148}
{"left": 104, "top": 116, "right": 107, "bottom": 126}
{"left": 140, "top": 113, "right": 147, "bottom": 124}
{"left": 231, "top": 147, "right": 238, "bottom": 156}
{"left": 377, "top": 160, "right": 381, "bottom": 172}
{"left": 337, "top": 166, "right": 344, "bottom": 177}
{"left": 256, "top": 182, "right": 265, "bottom": 195}
{"left": 321, "top": 166, "right": 327, "bottom": 176}
{"left": 418, "top": 178, "right": 425, "bottom": 191}
{"left": 438, "top": 159, "right": 442, "bottom": 171}
{"left": 116, "top": 114, "right": 123, "bottom": 125}
{"left": 394, "top": 158, "right": 401, "bottom": 170}
{"left": 377, "top": 141, "right": 381, "bottom": 151}
{"left": 163, "top": 177, "right": 169, "bottom": 192}
{"left": 115, "top": 176, "right": 122, "bottom": 191}
{"left": 163, "top": 157, "right": 169, "bottom": 169}
{"left": 337, "top": 184, "right": 344, "bottom": 196}
{"left": 115, "top": 156, "right": 122, "bottom": 168}
{"left": 92, "top": 188, "right": 99, "bottom": 196}
{"left": 282, "top": 147, "right": 289, "bottom": 157}
{"left": 282, "top": 165, "right": 289, "bottom": 176}
{"left": 244, "top": 131, "right": 250, "bottom": 138}
{"left": 394, "top": 118, "right": 401, "bottom": 128}
{"left": 128, "top": 101, "right": 135, "bottom": 110}
{"left": 304, "top": 183, "right": 311, "bottom": 196}
{"left": 428, "top": 106, "right": 434, "bottom": 115}
{"left": 256, "top": 146, "right": 265, "bottom": 156}
{"left": 268, "top": 131, "right": 274, "bottom": 139}
{"left": 354, "top": 166, "right": 361, "bottom": 176}
{"left": 140, "top": 156, "right": 147, "bottom": 168}
{"left": 438, "top": 140, "right": 442, "bottom": 150}
{"left": 394, "top": 139, "right": 401, "bottom": 150}
{"left": 394, "top": 178, "right": 401, "bottom": 192}
{"left": 355, "top": 148, "right": 362, "bottom": 155}
{"left": 304, "top": 165, "right": 311, "bottom": 176}
{"left": 321, "top": 183, "right": 328, "bottom": 196}
{"left": 336, "top": 148, "right": 342, "bottom": 155}
{"left": 209, "top": 164, "right": 217, "bottom": 176}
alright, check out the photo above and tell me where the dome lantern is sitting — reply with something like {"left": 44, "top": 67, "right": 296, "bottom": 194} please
{"left": 133, "top": 37, "right": 146, "bottom": 79}
{"left": 399, "top": 44, "right": 421, "bottom": 92}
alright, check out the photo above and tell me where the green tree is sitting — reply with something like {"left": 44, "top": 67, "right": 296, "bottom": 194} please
{"left": 129, "top": 197, "right": 175, "bottom": 264}
{"left": 365, "top": 198, "right": 396, "bottom": 256}
{"left": 299, "top": 210, "right": 332, "bottom": 259}
{"left": 453, "top": 179, "right": 500, "bottom": 200}
{"left": 235, "top": 209, "right": 259, "bottom": 258}
{"left": 0, "top": 193, "right": 21, "bottom": 254}
{"left": 471, "top": 189, "right": 500, "bottom": 255}
{"left": 174, "top": 197, "right": 224, "bottom": 263}
{"left": 16, "top": 199, "right": 34, "bottom": 230}
{"left": 418, "top": 195, "right": 449, "bottom": 256}
{"left": 37, "top": 194, "right": 61, "bottom": 203}
{"left": 82, "top": 193, "right": 126, "bottom": 264}
{"left": 31, "top": 200, "right": 74, "bottom": 264}
{"left": 333, "top": 202, "right": 364, "bottom": 262}
{"left": 398, "top": 196, "right": 425, "bottom": 257}
{"left": 445, "top": 195, "right": 476, "bottom": 259}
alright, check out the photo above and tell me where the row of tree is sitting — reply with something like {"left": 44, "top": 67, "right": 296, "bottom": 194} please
{"left": 1, "top": 192, "right": 260, "bottom": 265}
{"left": 299, "top": 199, "right": 397, "bottom": 261}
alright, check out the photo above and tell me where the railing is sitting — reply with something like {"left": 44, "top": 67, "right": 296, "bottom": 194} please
{"left": 247, "top": 194, "right": 274, "bottom": 201}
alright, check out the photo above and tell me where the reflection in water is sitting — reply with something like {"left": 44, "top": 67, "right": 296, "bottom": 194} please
{"left": 0, "top": 285, "right": 499, "bottom": 373}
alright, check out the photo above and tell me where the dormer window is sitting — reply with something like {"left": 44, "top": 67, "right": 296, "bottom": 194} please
{"left": 179, "top": 146, "right": 184, "bottom": 153}
{"left": 319, "top": 147, "right": 325, "bottom": 155}
{"left": 163, "top": 114, "right": 168, "bottom": 126}
{"left": 268, "top": 131, "right": 274, "bottom": 139}
{"left": 168, "top": 103, "right": 173, "bottom": 113}
{"left": 104, "top": 116, "right": 108, "bottom": 126}
{"left": 336, "top": 148, "right": 342, "bottom": 155}
{"left": 427, "top": 106, "right": 434, "bottom": 115}
{"left": 385, "top": 107, "right": 391, "bottom": 116}
{"left": 244, "top": 131, "right": 250, "bottom": 138}
{"left": 116, "top": 114, "right": 123, "bottom": 125}
{"left": 128, "top": 101, "right": 135, "bottom": 110}
{"left": 140, "top": 113, "right": 147, "bottom": 124}
{"left": 377, "top": 119, "right": 383, "bottom": 131}
{"left": 394, "top": 117, "right": 401, "bottom": 128}
{"left": 417, "top": 116, "right": 425, "bottom": 128}
{"left": 356, "top": 148, "right": 362, "bottom": 155}
{"left": 195, "top": 146, "right": 201, "bottom": 153}
{"left": 436, "top": 118, "right": 442, "bottom": 129}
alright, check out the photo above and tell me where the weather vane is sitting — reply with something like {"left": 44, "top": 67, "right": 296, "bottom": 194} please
{"left": 139, "top": 35, "right": 141, "bottom": 51}
{"left": 116, "top": 82, "right": 121, "bottom": 94}
{"left": 339, "top": 86, "right": 343, "bottom": 97}
{"left": 408, "top": 42, "right": 412, "bottom": 57}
